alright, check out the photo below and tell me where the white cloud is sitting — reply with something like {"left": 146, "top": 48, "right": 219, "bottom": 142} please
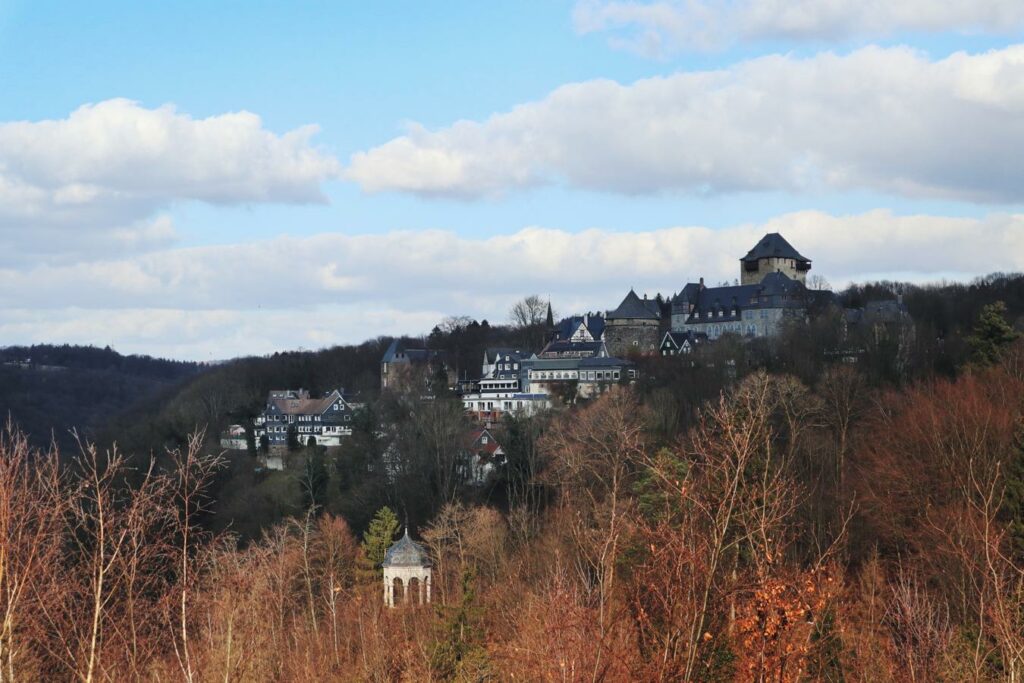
{"left": 0, "top": 99, "right": 340, "bottom": 262}
{"left": 0, "top": 209, "right": 1021, "bottom": 359}
{"left": 573, "top": 0, "right": 1024, "bottom": 55}
{"left": 346, "top": 45, "right": 1024, "bottom": 203}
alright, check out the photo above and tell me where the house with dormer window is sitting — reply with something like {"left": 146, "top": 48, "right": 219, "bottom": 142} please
{"left": 255, "top": 388, "right": 359, "bottom": 448}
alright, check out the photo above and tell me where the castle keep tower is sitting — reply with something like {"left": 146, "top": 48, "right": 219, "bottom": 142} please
{"left": 740, "top": 233, "right": 811, "bottom": 285}
{"left": 604, "top": 289, "right": 663, "bottom": 356}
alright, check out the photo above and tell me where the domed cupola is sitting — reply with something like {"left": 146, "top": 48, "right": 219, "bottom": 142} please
{"left": 382, "top": 529, "right": 432, "bottom": 607}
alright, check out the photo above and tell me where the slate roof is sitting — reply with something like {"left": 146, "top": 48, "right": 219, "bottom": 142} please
{"left": 579, "top": 356, "right": 633, "bottom": 368}
{"left": 268, "top": 389, "right": 348, "bottom": 416}
{"left": 538, "top": 339, "right": 606, "bottom": 358}
{"left": 523, "top": 357, "right": 584, "bottom": 371}
{"left": 381, "top": 339, "right": 402, "bottom": 363}
{"left": 554, "top": 315, "right": 606, "bottom": 341}
{"left": 485, "top": 348, "right": 527, "bottom": 364}
{"left": 673, "top": 282, "right": 703, "bottom": 305}
{"left": 464, "top": 427, "right": 503, "bottom": 456}
{"left": 662, "top": 331, "right": 708, "bottom": 348}
{"left": 382, "top": 530, "right": 431, "bottom": 568}
{"left": 607, "top": 289, "right": 661, "bottom": 320}
{"left": 741, "top": 233, "right": 810, "bottom": 264}
{"left": 680, "top": 272, "right": 811, "bottom": 323}
{"left": 382, "top": 339, "right": 441, "bottom": 365}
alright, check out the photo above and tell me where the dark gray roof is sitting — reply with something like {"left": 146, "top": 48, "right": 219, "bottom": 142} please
{"left": 381, "top": 339, "right": 442, "bottom": 365}
{"left": 523, "top": 357, "right": 583, "bottom": 371}
{"left": 554, "top": 315, "right": 606, "bottom": 340}
{"left": 539, "top": 339, "right": 605, "bottom": 357}
{"left": 485, "top": 348, "right": 527, "bottom": 363}
{"left": 607, "top": 290, "right": 660, "bottom": 320}
{"left": 741, "top": 233, "right": 810, "bottom": 264}
{"left": 579, "top": 356, "right": 633, "bottom": 368}
{"left": 683, "top": 272, "right": 809, "bottom": 323}
{"left": 662, "top": 331, "right": 708, "bottom": 348}
{"left": 673, "top": 282, "right": 703, "bottom": 305}
{"left": 381, "top": 339, "right": 402, "bottom": 363}
{"left": 382, "top": 529, "right": 431, "bottom": 568}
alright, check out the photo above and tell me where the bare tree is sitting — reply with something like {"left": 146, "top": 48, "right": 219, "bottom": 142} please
{"left": 165, "top": 430, "right": 224, "bottom": 683}
{"left": 508, "top": 295, "right": 549, "bottom": 329}
{"left": 541, "top": 388, "right": 645, "bottom": 678}
{"left": 807, "top": 274, "right": 832, "bottom": 291}
{"left": 0, "top": 425, "right": 65, "bottom": 682}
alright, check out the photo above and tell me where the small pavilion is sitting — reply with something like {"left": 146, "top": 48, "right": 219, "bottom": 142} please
{"left": 382, "top": 529, "right": 432, "bottom": 607}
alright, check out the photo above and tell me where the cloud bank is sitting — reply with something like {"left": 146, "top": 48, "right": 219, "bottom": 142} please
{"left": 0, "top": 99, "right": 340, "bottom": 262}
{"left": 573, "top": 0, "right": 1024, "bottom": 55}
{"left": 2, "top": 210, "right": 1021, "bottom": 360}
{"left": 346, "top": 45, "right": 1024, "bottom": 203}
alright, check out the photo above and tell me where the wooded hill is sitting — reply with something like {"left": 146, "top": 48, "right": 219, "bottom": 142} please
{"left": 0, "top": 344, "right": 200, "bottom": 452}
{"left": 1, "top": 306, "right": 1023, "bottom": 679}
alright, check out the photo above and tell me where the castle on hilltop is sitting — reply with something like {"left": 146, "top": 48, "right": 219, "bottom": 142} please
{"left": 602, "top": 232, "right": 828, "bottom": 356}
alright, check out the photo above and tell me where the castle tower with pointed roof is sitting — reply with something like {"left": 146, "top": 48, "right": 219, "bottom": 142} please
{"left": 740, "top": 233, "right": 811, "bottom": 285}
{"left": 604, "top": 289, "right": 664, "bottom": 356}
{"left": 382, "top": 528, "right": 432, "bottom": 607}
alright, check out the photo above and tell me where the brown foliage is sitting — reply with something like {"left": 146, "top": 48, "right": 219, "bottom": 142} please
{"left": 2, "top": 359, "right": 1024, "bottom": 681}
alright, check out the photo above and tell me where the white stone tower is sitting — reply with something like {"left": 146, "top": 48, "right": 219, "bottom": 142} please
{"left": 382, "top": 528, "right": 432, "bottom": 607}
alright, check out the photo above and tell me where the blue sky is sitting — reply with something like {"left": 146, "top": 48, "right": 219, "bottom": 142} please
{"left": 2, "top": 1, "right": 1024, "bottom": 359}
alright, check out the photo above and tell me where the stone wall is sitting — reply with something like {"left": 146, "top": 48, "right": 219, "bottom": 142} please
{"left": 605, "top": 319, "right": 660, "bottom": 356}
{"left": 740, "top": 257, "right": 807, "bottom": 285}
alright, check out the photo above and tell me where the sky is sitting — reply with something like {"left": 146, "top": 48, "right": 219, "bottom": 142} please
{"left": 2, "top": 0, "right": 1024, "bottom": 360}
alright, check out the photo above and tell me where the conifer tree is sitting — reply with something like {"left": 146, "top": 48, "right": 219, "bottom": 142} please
{"left": 1004, "top": 414, "right": 1024, "bottom": 561}
{"left": 359, "top": 506, "right": 399, "bottom": 579}
{"left": 430, "top": 567, "right": 490, "bottom": 679}
{"left": 968, "top": 301, "right": 1019, "bottom": 366}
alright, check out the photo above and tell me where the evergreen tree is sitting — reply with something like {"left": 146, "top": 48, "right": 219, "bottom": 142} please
{"left": 245, "top": 423, "right": 256, "bottom": 456}
{"left": 968, "top": 301, "right": 1019, "bottom": 365}
{"left": 359, "top": 506, "right": 399, "bottom": 579}
{"left": 430, "top": 567, "right": 490, "bottom": 680}
{"left": 286, "top": 423, "right": 300, "bottom": 451}
{"left": 1004, "top": 414, "right": 1024, "bottom": 562}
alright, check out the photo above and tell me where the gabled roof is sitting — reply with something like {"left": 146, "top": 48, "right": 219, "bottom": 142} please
{"left": 673, "top": 282, "right": 703, "bottom": 305}
{"left": 382, "top": 529, "right": 431, "bottom": 568}
{"left": 554, "top": 315, "right": 606, "bottom": 341}
{"left": 464, "top": 427, "right": 503, "bottom": 456}
{"left": 662, "top": 331, "right": 708, "bottom": 348}
{"left": 268, "top": 389, "right": 349, "bottom": 416}
{"left": 485, "top": 348, "right": 527, "bottom": 364}
{"left": 741, "top": 233, "right": 810, "bottom": 264}
{"left": 607, "top": 290, "right": 660, "bottom": 320}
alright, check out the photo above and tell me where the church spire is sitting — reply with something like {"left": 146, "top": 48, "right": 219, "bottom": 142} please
{"left": 545, "top": 299, "right": 554, "bottom": 329}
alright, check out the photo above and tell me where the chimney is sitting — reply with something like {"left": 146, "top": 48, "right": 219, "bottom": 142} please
{"left": 699, "top": 277, "right": 704, "bottom": 288}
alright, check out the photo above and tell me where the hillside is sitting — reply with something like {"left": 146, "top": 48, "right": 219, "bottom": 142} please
{"left": 0, "top": 344, "right": 201, "bottom": 452}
